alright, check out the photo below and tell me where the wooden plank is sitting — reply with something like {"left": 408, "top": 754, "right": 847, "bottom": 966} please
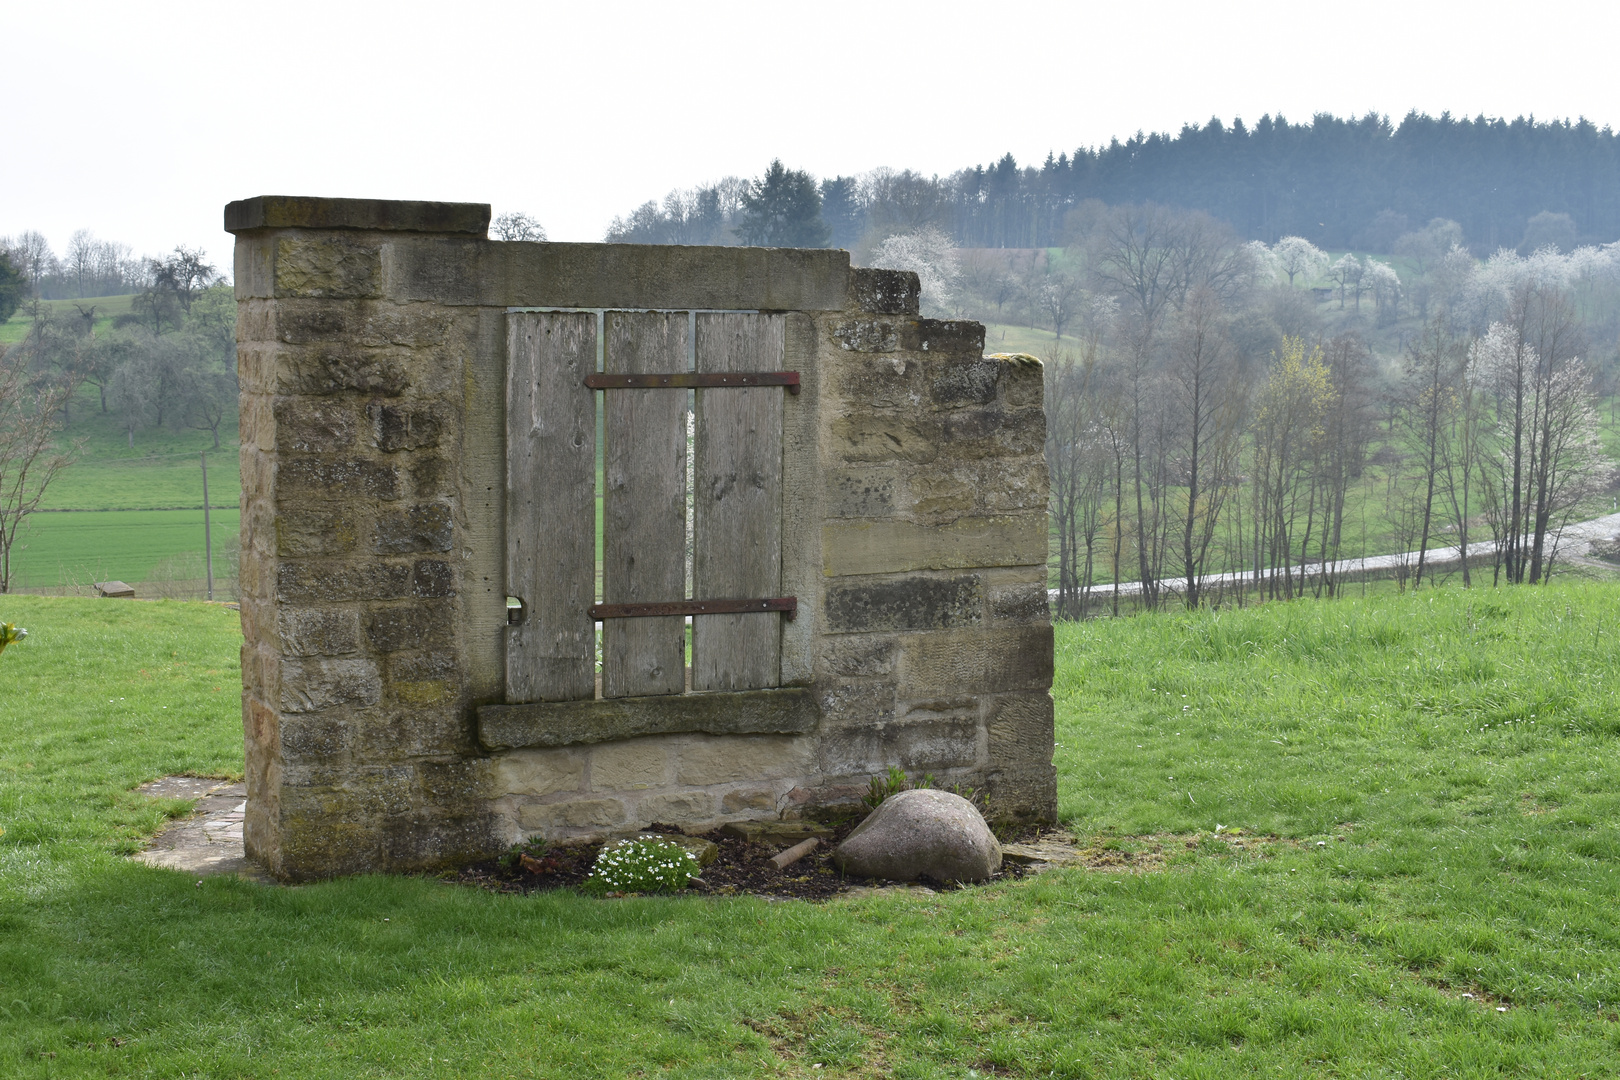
{"left": 602, "top": 310, "right": 689, "bottom": 697}
{"left": 506, "top": 311, "right": 597, "bottom": 702}
{"left": 692, "top": 313, "right": 785, "bottom": 690}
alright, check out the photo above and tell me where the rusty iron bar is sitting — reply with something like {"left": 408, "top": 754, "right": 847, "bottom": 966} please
{"left": 588, "top": 597, "right": 797, "bottom": 621}
{"left": 584, "top": 371, "right": 800, "bottom": 394}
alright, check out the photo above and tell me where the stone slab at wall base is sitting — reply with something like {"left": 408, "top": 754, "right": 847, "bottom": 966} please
{"left": 230, "top": 195, "right": 1055, "bottom": 882}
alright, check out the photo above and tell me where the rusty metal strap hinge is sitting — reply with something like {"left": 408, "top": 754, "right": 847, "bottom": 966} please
{"left": 588, "top": 597, "right": 797, "bottom": 621}
{"left": 584, "top": 372, "right": 800, "bottom": 394}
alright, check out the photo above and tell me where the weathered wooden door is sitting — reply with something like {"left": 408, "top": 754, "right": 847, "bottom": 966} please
{"left": 504, "top": 309, "right": 794, "bottom": 704}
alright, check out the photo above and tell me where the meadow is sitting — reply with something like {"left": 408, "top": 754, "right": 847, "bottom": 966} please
{"left": 3, "top": 583, "right": 1620, "bottom": 1076}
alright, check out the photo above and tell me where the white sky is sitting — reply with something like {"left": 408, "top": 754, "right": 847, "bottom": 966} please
{"left": 4, "top": 0, "right": 1612, "bottom": 273}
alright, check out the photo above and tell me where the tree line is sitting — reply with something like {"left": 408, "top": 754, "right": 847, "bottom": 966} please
{"left": 605, "top": 112, "right": 1620, "bottom": 258}
{"left": 1039, "top": 205, "right": 1619, "bottom": 615}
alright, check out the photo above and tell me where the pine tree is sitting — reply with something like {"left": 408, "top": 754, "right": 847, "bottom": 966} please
{"left": 738, "top": 160, "right": 831, "bottom": 248}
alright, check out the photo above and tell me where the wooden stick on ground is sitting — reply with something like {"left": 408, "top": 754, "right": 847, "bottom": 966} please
{"left": 769, "top": 837, "right": 819, "bottom": 870}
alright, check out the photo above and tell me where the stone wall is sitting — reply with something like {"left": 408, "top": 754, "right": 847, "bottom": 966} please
{"left": 230, "top": 196, "right": 1054, "bottom": 881}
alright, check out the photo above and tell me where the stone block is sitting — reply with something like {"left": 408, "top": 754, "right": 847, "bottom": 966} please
{"left": 277, "top": 561, "right": 413, "bottom": 603}
{"left": 638, "top": 791, "right": 715, "bottom": 823}
{"left": 517, "top": 798, "right": 627, "bottom": 831}
{"left": 273, "top": 301, "right": 455, "bottom": 348}
{"left": 986, "top": 693, "right": 1056, "bottom": 764}
{"left": 275, "top": 507, "right": 359, "bottom": 557}
{"left": 825, "top": 468, "right": 897, "bottom": 518}
{"left": 847, "top": 267, "right": 919, "bottom": 315}
{"left": 897, "top": 625, "right": 1055, "bottom": 696}
{"left": 281, "top": 765, "right": 416, "bottom": 818}
{"left": 901, "top": 319, "right": 986, "bottom": 361}
{"left": 373, "top": 503, "right": 453, "bottom": 554}
{"left": 280, "top": 657, "right": 382, "bottom": 713}
{"left": 277, "top": 608, "right": 361, "bottom": 656}
{"left": 676, "top": 735, "right": 813, "bottom": 786}
{"left": 822, "top": 515, "right": 1048, "bottom": 577}
{"left": 812, "top": 680, "right": 896, "bottom": 725}
{"left": 721, "top": 788, "right": 779, "bottom": 814}
{"left": 824, "top": 636, "right": 897, "bottom": 677}
{"left": 278, "top": 714, "right": 351, "bottom": 758}
{"left": 829, "top": 414, "right": 938, "bottom": 464}
{"left": 995, "top": 353, "right": 1046, "bottom": 408}
{"left": 417, "top": 759, "right": 491, "bottom": 802}
{"left": 990, "top": 582, "right": 1051, "bottom": 623}
{"left": 908, "top": 460, "right": 1049, "bottom": 517}
{"left": 981, "top": 765, "right": 1058, "bottom": 824}
{"left": 385, "top": 236, "right": 851, "bottom": 310}
{"left": 825, "top": 575, "right": 983, "bottom": 633}
{"left": 225, "top": 195, "right": 490, "bottom": 236}
{"left": 590, "top": 739, "right": 671, "bottom": 791}
{"left": 831, "top": 319, "right": 899, "bottom": 353}
{"left": 928, "top": 358, "right": 1002, "bottom": 407}
{"left": 366, "top": 604, "right": 454, "bottom": 652}
{"left": 408, "top": 455, "right": 453, "bottom": 497}
{"left": 818, "top": 718, "right": 980, "bottom": 777}
{"left": 387, "top": 651, "right": 461, "bottom": 705}
{"left": 494, "top": 749, "right": 587, "bottom": 798}
{"left": 412, "top": 559, "right": 455, "bottom": 597}
{"left": 478, "top": 687, "right": 817, "bottom": 750}
{"left": 274, "top": 344, "right": 411, "bottom": 397}
{"left": 279, "top": 457, "right": 399, "bottom": 501}
{"left": 353, "top": 708, "right": 470, "bottom": 758}
{"left": 833, "top": 355, "right": 921, "bottom": 407}
{"left": 381, "top": 812, "right": 502, "bottom": 868}
{"left": 273, "top": 398, "right": 357, "bottom": 453}
{"left": 274, "top": 236, "right": 382, "bottom": 299}
{"left": 370, "top": 402, "right": 444, "bottom": 451}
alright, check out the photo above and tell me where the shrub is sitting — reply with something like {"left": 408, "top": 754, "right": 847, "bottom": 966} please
{"left": 588, "top": 837, "right": 699, "bottom": 894}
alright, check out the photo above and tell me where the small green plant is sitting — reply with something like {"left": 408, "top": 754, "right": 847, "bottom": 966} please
{"left": 863, "top": 766, "right": 911, "bottom": 808}
{"left": 0, "top": 623, "right": 26, "bottom": 656}
{"left": 864, "top": 767, "right": 980, "bottom": 809}
{"left": 498, "top": 836, "right": 550, "bottom": 872}
{"left": 587, "top": 836, "right": 699, "bottom": 894}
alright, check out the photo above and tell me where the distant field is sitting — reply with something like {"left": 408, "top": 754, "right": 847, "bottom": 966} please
{"left": 0, "top": 293, "right": 137, "bottom": 344}
{"left": 7, "top": 508, "right": 239, "bottom": 593}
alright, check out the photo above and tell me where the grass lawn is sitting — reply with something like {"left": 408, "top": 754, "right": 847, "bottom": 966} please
{"left": 5, "top": 509, "right": 240, "bottom": 593}
{"left": 5, "top": 569, "right": 1620, "bottom": 1075}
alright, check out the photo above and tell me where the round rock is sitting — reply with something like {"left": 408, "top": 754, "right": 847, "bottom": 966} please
{"left": 833, "top": 789, "right": 1002, "bottom": 883}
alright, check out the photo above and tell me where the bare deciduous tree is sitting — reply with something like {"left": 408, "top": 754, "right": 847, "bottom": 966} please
{"left": 0, "top": 342, "right": 84, "bottom": 592}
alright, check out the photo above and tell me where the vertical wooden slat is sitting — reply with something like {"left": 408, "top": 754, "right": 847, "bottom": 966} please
{"left": 506, "top": 311, "right": 597, "bottom": 702}
{"left": 692, "top": 313, "right": 785, "bottom": 690}
{"left": 603, "top": 311, "right": 689, "bottom": 697}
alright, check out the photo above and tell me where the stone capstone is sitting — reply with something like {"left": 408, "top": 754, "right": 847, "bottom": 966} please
{"left": 832, "top": 789, "right": 1002, "bottom": 883}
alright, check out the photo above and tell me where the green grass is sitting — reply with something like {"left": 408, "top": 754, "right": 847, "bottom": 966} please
{"left": 6, "top": 510, "right": 239, "bottom": 592}
{"left": 5, "top": 585, "right": 1620, "bottom": 1075}
{"left": 0, "top": 295, "right": 138, "bottom": 345}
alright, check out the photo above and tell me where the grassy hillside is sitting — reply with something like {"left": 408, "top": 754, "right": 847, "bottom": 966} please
{"left": 2, "top": 584, "right": 1620, "bottom": 1075}
{"left": 0, "top": 294, "right": 137, "bottom": 345}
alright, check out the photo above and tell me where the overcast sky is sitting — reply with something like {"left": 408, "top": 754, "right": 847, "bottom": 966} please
{"left": 4, "top": 0, "right": 1611, "bottom": 273}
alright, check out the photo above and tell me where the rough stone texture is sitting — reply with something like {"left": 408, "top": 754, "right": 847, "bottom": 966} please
{"left": 833, "top": 789, "right": 1002, "bottom": 883}
{"left": 232, "top": 196, "right": 1053, "bottom": 880}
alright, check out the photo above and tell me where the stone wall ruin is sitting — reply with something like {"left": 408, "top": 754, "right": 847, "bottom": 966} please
{"left": 230, "top": 195, "right": 1055, "bottom": 881}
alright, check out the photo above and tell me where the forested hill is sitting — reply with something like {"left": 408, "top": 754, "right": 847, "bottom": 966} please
{"left": 607, "top": 112, "right": 1620, "bottom": 256}
{"left": 968, "top": 112, "right": 1620, "bottom": 251}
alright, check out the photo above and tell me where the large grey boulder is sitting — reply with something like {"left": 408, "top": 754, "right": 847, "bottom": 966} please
{"left": 833, "top": 789, "right": 1002, "bottom": 883}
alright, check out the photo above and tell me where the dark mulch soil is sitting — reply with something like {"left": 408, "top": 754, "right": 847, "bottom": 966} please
{"left": 444, "top": 819, "right": 1044, "bottom": 901}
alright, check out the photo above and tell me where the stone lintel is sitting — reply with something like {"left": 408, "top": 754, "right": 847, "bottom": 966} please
{"left": 478, "top": 687, "right": 818, "bottom": 750}
{"left": 225, "top": 196, "right": 491, "bottom": 237}
{"left": 380, "top": 238, "right": 853, "bottom": 311}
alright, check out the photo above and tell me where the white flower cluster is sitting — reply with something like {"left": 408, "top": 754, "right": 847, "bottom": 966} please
{"left": 589, "top": 836, "right": 699, "bottom": 893}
